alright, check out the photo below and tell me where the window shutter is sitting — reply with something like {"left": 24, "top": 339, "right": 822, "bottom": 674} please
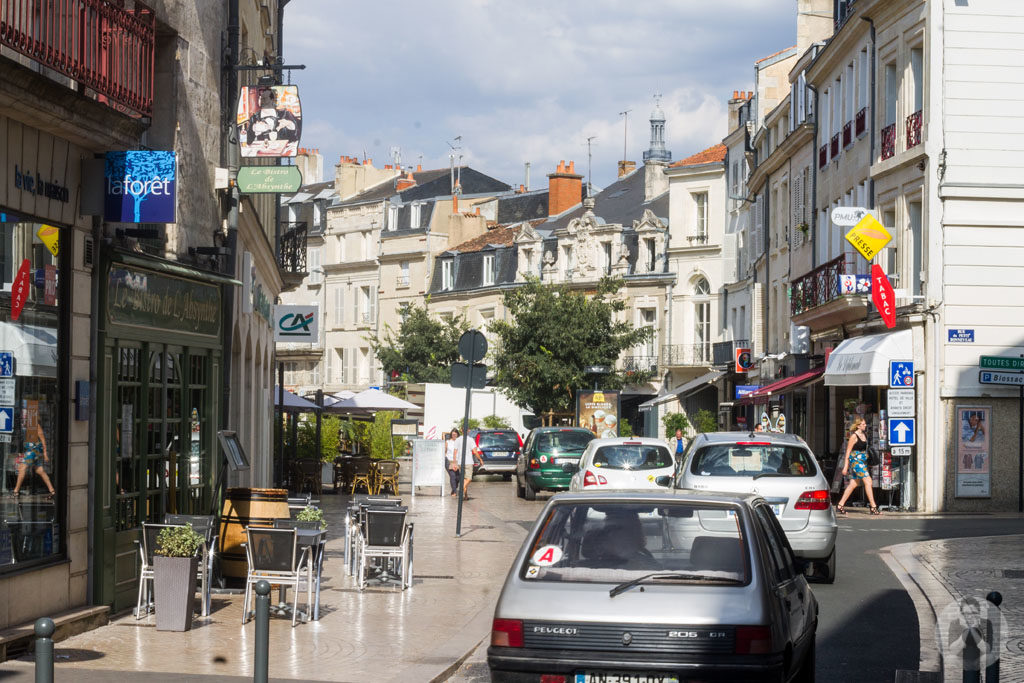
{"left": 335, "top": 288, "right": 344, "bottom": 326}
{"left": 369, "top": 287, "right": 377, "bottom": 322}
{"left": 325, "top": 348, "right": 333, "bottom": 383}
{"left": 352, "top": 286, "right": 359, "bottom": 322}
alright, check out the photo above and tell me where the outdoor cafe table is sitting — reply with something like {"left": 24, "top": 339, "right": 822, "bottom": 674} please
{"left": 297, "top": 527, "right": 326, "bottom": 621}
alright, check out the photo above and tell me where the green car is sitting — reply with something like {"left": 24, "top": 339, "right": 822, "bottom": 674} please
{"left": 514, "top": 427, "right": 596, "bottom": 500}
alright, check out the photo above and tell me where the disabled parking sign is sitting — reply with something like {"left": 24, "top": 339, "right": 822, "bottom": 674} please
{"left": 890, "top": 361, "right": 914, "bottom": 388}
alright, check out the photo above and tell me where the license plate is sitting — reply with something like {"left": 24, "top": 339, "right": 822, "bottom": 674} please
{"left": 575, "top": 673, "right": 678, "bottom": 683}
{"left": 555, "top": 458, "right": 576, "bottom": 465}
{"left": 490, "top": 451, "right": 509, "bottom": 458}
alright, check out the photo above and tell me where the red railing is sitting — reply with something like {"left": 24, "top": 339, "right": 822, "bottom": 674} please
{"left": 906, "top": 109, "right": 922, "bottom": 149}
{"left": 881, "top": 123, "right": 897, "bottom": 160}
{"left": 790, "top": 253, "right": 855, "bottom": 316}
{"left": 0, "top": 0, "right": 155, "bottom": 116}
{"left": 842, "top": 121, "right": 853, "bottom": 148}
{"left": 855, "top": 107, "right": 867, "bottom": 137}
{"left": 819, "top": 144, "right": 828, "bottom": 169}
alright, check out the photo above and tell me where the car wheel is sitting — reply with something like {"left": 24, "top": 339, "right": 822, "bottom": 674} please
{"left": 818, "top": 549, "right": 836, "bottom": 584}
{"left": 793, "top": 634, "right": 815, "bottom": 683}
{"left": 502, "top": 473, "right": 512, "bottom": 481}
{"left": 523, "top": 476, "right": 537, "bottom": 501}
{"left": 515, "top": 474, "right": 526, "bottom": 498}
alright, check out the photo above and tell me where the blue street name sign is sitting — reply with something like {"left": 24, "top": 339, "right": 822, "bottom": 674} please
{"left": 890, "top": 360, "right": 915, "bottom": 388}
{"left": 889, "top": 417, "right": 916, "bottom": 446}
{"left": 947, "top": 328, "right": 974, "bottom": 344}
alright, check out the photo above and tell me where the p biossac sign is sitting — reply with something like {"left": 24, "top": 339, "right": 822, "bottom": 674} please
{"left": 104, "top": 151, "right": 176, "bottom": 223}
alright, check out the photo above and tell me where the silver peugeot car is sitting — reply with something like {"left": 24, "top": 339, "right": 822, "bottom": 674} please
{"left": 675, "top": 432, "right": 838, "bottom": 583}
{"left": 488, "top": 490, "right": 818, "bottom": 683}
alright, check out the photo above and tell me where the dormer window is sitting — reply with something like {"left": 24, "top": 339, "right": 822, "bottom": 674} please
{"left": 602, "top": 242, "right": 612, "bottom": 275}
{"left": 442, "top": 259, "right": 454, "bottom": 291}
{"left": 483, "top": 254, "right": 495, "bottom": 286}
{"left": 410, "top": 202, "right": 422, "bottom": 228}
{"left": 387, "top": 204, "right": 398, "bottom": 231}
{"left": 645, "top": 238, "right": 656, "bottom": 272}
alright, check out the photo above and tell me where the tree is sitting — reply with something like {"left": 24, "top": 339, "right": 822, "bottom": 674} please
{"left": 662, "top": 412, "right": 690, "bottom": 439}
{"left": 482, "top": 414, "right": 511, "bottom": 429}
{"left": 490, "top": 277, "right": 653, "bottom": 416}
{"left": 369, "top": 302, "right": 469, "bottom": 383}
{"left": 693, "top": 409, "right": 719, "bottom": 434}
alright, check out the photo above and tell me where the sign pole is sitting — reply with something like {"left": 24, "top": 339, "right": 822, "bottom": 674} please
{"left": 1019, "top": 355, "right": 1023, "bottom": 513}
{"left": 455, "top": 364, "right": 474, "bottom": 538}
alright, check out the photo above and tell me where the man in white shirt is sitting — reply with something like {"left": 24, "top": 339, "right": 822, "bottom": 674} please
{"left": 447, "top": 428, "right": 483, "bottom": 499}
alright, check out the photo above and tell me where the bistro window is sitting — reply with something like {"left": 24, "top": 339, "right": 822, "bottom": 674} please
{"left": 0, "top": 216, "right": 66, "bottom": 569}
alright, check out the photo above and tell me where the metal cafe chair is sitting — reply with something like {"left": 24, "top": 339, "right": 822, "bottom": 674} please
{"left": 355, "top": 505, "right": 413, "bottom": 591}
{"left": 241, "top": 527, "right": 311, "bottom": 627}
{"left": 163, "top": 514, "right": 217, "bottom": 616}
{"left": 275, "top": 519, "right": 325, "bottom": 620}
{"left": 345, "top": 497, "right": 403, "bottom": 576}
{"left": 136, "top": 522, "right": 209, "bottom": 619}
{"left": 295, "top": 459, "right": 322, "bottom": 496}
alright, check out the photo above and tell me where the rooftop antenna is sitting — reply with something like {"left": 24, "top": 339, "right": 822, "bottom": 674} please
{"left": 417, "top": 153, "right": 423, "bottom": 170}
{"left": 390, "top": 146, "right": 402, "bottom": 169}
{"left": 584, "top": 136, "right": 597, "bottom": 197}
{"left": 619, "top": 109, "right": 631, "bottom": 163}
{"left": 524, "top": 162, "right": 530, "bottom": 191}
{"left": 447, "top": 136, "right": 462, "bottom": 194}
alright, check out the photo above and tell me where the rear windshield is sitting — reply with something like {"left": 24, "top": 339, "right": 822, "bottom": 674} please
{"left": 477, "top": 432, "right": 520, "bottom": 449}
{"left": 688, "top": 444, "right": 817, "bottom": 477}
{"left": 522, "top": 501, "right": 749, "bottom": 585}
{"left": 536, "top": 430, "right": 594, "bottom": 453}
{"left": 593, "top": 444, "right": 673, "bottom": 470}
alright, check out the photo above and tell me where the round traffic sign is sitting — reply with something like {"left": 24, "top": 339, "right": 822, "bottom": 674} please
{"left": 458, "top": 330, "right": 487, "bottom": 362}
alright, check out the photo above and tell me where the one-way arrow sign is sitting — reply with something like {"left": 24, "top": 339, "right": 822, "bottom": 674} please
{"left": 889, "top": 417, "right": 915, "bottom": 446}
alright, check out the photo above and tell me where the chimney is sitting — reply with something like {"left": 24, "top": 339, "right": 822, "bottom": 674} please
{"left": 295, "top": 148, "right": 324, "bottom": 185}
{"left": 452, "top": 194, "right": 458, "bottom": 214}
{"left": 797, "top": 0, "right": 834, "bottom": 55}
{"left": 416, "top": 164, "right": 422, "bottom": 172}
{"left": 396, "top": 171, "right": 416, "bottom": 192}
{"left": 617, "top": 160, "right": 636, "bottom": 178}
{"left": 547, "top": 160, "right": 583, "bottom": 216}
{"left": 728, "top": 89, "right": 749, "bottom": 132}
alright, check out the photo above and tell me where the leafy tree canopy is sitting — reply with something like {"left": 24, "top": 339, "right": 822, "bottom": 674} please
{"left": 490, "top": 277, "right": 653, "bottom": 416}
{"left": 370, "top": 302, "right": 469, "bottom": 383}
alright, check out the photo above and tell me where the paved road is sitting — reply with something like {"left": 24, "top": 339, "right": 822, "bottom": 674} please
{"left": 447, "top": 482, "right": 1024, "bottom": 683}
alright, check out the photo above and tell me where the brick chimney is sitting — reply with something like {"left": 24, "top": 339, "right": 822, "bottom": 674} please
{"left": 728, "top": 90, "right": 750, "bottom": 132}
{"left": 548, "top": 160, "right": 583, "bottom": 216}
{"left": 396, "top": 171, "right": 416, "bottom": 192}
{"left": 617, "top": 160, "right": 637, "bottom": 178}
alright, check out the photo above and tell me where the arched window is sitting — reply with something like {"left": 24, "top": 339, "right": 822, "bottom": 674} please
{"left": 693, "top": 277, "right": 711, "bottom": 362}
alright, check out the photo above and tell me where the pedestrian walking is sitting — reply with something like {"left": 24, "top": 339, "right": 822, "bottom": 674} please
{"left": 836, "top": 417, "right": 880, "bottom": 515}
{"left": 447, "top": 428, "right": 483, "bottom": 500}
{"left": 672, "top": 429, "right": 687, "bottom": 461}
{"left": 443, "top": 431, "right": 459, "bottom": 496}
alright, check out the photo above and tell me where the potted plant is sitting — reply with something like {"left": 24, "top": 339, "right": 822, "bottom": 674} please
{"left": 153, "top": 524, "right": 204, "bottom": 631}
{"left": 296, "top": 505, "right": 327, "bottom": 530}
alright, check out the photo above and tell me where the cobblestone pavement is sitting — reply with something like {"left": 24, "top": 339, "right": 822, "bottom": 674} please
{"left": 0, "top": 477, "right": 546, "bottom": 682}
{"left": 881, "top": 532, "right": 1024, "bottom": 683}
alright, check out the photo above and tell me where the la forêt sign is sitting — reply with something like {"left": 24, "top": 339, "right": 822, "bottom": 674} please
{"left": 237, "top": 166, "right": 302, "bottom": 193}
{"left": 104, "top": 151, "right": 176, "bottom": 223}
{"left": 108, "top": 265, "right": 221, "bottom": 337}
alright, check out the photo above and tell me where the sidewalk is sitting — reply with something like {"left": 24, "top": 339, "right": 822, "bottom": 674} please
{"left": 880, "top": 532, "right": 1024, "bottom": 683}
{"left": 0, "top": 478, "right": 538, "bottom": 682}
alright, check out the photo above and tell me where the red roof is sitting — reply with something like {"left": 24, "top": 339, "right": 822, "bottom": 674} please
{"left": 736, "top": 367, "right": 825, "bottom": 405}
{"left": 756, "top": 45, "right": 797, "bottom": 64}
{"left": 450, "top": 225, "right": 518, "bottom": 253}
{"left": 669, "top": 143, "right": 727, "bottom": 168}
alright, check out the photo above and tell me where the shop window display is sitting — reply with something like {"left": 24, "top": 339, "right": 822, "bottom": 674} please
{"left": 0, "top": 216, "right": 64, "bottom": 568}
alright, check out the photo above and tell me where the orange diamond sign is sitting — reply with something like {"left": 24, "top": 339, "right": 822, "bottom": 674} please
{"left": 844, "top": 213, "right": 891, "bottom": 261}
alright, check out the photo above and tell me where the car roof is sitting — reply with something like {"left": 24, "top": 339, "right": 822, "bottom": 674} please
{"left": 547, "top": 489, "right": 762, "bottom": 506}
{"left": 691, "top": 431, "right": 807, "bottom": 446}
{"left": 587, "top": 436, "right": 669, "bottom": 447}
{"left": 530, "top": 426, "right": 594, "bottom": 433}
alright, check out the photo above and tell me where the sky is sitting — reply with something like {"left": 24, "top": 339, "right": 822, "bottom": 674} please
{"left": 283, "top": 1, "right": 796, "bottom": 191}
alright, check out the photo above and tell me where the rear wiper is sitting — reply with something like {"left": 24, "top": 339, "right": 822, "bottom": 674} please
{"left": 752, "top": 472, "right": 789, "bottom": 480}
{"left": 609, "top": 572, "right": 741, "bottom": 597}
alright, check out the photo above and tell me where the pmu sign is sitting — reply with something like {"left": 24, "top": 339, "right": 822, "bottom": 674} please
{"left": 104, "top": 151, "right": 176, "bottom": 223}
{"left": 871, "top": 264, "right": 896, "bottom": 328}
{"left": 273, "top": 305, "right": 319, "bottom": 342}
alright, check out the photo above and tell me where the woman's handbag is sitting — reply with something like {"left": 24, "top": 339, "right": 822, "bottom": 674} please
{"left": 867, "top": 446, "right": 879, "bottom": 468}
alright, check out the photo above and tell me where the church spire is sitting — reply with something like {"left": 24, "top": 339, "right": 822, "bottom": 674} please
{"left": 643, "top": 94, "right": 672, "bottom": 164}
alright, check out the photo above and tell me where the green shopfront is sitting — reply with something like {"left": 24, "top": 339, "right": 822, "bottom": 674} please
{"left": 94, "top": 250, "right": 225, "bottom": 610}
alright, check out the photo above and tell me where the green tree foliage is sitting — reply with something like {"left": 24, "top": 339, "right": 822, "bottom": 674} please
{"left": 482, "top": 414, "right": 511, "bottom": 429}
{"left": 662, "top": 412, "right": 691, "bottom": 440}
{"left": 367, "top": 410, "right": 405, "bottom": 459}
{"left": 693, "top": 409, "right": 719, "bottom": 434}
{"left": 451, "top": 417, "right": 480, "bottom": 432}
{"left": 619, "top": 419, "right": 634, "bottom": 437}
{"left": 490, "top": 277, "right": 653, "bottom": 416}
{"left": 293, "top": 415, "right": 344, "bottom": 462}
{"left": 370, "top": 303, "right": 469, "bottom": 383}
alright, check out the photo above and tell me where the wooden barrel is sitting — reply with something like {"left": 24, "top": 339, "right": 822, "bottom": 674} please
{"left": 219, "top": 487, "right": 289, "bottom": 578}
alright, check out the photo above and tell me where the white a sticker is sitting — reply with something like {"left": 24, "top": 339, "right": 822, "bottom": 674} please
{"left": 531, "top": 545, "right": 563, "bottom": 566}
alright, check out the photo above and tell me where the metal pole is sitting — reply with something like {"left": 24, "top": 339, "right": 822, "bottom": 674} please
{"left": 1019, "top": 355, "right": 1023, "bottom": 513}
{"left": 986, "top": 591, "right": 1003, "bottom": 683}
{"left": 278, "top": 364, "right": 285, "bottom": 486}
{"left": 34, "top": 618, "right": 54, "bottom": 683}
{"left": 455, "top": 365, "right": 474, "bottom": 537}
{"left": 254, "top": 580, "right": 270, "bottom": 683}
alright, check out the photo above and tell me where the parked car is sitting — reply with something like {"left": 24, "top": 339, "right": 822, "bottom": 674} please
{"left": 675, "top": 431, "right": 838, "bottom": 583}
{"left": 568, "top": 437, "right": 676, "bottom": 492}
{"left": 468, "top": 429, "right": 524, "bottom": 480}
{"left": 515, "top": 427, "right": 597, "bottom": 500}
{"left": 488, "top": 490, "right": 818, "bottom": 682}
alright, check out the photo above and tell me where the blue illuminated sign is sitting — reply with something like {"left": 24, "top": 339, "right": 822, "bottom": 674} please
{"left": 104, "top": 151, "right": 176, "bottom": 223}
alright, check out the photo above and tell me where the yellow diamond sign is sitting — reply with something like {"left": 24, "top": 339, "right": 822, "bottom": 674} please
{"left": 844, "top": 214, "right": 891, "bottom": 261}
{"left": 37, "top": 224, "right": 59, "bottom": 256}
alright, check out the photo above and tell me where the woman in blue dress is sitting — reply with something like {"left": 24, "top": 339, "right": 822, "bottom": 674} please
{"left": 12, "top": 421, "right": 55, "bottom": 500}
{"left": 836, "top": 417, "right": 879, "bottom": 515}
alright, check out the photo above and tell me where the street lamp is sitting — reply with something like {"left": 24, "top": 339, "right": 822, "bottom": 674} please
{"left": 584, "top": 365, "right": 611, "bottom": 390}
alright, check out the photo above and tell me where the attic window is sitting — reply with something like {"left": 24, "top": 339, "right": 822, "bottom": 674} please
{"left": 483, "top": 254, "right": 496, "bottom": 286}
{"left": 645, "top": 238, "right": 656, "bottom": 272}
{"left": 442, "top": 260, "right": 454, "bottom": 291}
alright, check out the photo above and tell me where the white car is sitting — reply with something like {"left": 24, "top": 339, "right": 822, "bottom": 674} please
{"left": 568, "top": 437, "right": 676, "bottom": 492}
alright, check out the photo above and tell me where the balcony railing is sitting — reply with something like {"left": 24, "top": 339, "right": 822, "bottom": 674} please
{"left": 906, "top": 109, "right": 923, "bottom": 149}
{"left": 661, "top": 344, "right": 712, "bottom": 367}
{"left": 0, "top": 0, "right": 156, "bottom": 116}
{"left": 621, "top": 355, "right": 659, "bottom": 375}
{"left": 842, "top": 121, "right": 853, "bottom": 148}
{"left": 819, "top": 144, "right": 828, "bottom": 169}
{"left": 687, "top": 234, "right": 708, "bottom": 246}
{"left": 790, "top": 254, "right": 855, "bottom": 316}
{"left": 279, "top": 222, "right": 308, "bottom": 275}
{"left": 830, "top": 133, "right": 840, "bottom": 159}
{"left": 713, "top": 339, "right": 750, "bottom": 367}
{"left": 855, "top": 107, "right": 867, "bottom": 137}
{"left": 881, "top": 123, "right": 897, "bottom": 160}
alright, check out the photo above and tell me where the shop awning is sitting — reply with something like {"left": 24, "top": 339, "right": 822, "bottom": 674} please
{"left": 824, "top": 329, "right": 913, "bottom": 386}
{"left": 0, "top": 321, "right": 58, "bottom": 378}
{"left": 736, "top": 367, "right": 825, "bottom": 405}
{"left": 118, "top": 253, "right": 242, "bottom": 287}
{"left": 638, "top": 370, "right": 725, "bottom": 410}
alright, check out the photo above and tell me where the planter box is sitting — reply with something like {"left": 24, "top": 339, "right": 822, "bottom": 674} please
{"left": 154, "top": 555, "right": 198, "bottom": 632}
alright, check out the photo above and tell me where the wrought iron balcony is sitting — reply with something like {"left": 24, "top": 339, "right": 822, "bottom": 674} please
{"left": 881, "top": 123, "right": 897, "bottom": 160}
{"left": 661, "top": 344, "right": 712, "bottom": 367}
{"left": 790, "top": 254, "right": 856, "bottom": 316}
{"left": 0, "top": 0, "right": 156, "bottom": 116}
{"left": 687, "top": 234, "right": 709, "bottom": 246}
{"left": 621, "top": 355, "right": 659, "bottom": 375}
{"left": 906, "top": 109, "right": 923, "bottom": 149}
{"left": 712, "top": 339, "right": 750, "bottom": 367}
{"left": 278, "top": 222, "right": 308, "bottom": 275}
{"left": 830, "top": 133, "right": 840, "bottom": 159}
{"left": 842, "top": 121, "right": 853, "bottom": 148}
{"left": 855, "top": 107, "right": 867, "bottom": 137}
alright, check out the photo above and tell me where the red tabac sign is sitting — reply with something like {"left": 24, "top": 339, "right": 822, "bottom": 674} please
{"left": 11, "top": 259, "right": 31, "bottom": 321}
{"left": 871, "top": 263, "right": 896, "bottom": 328}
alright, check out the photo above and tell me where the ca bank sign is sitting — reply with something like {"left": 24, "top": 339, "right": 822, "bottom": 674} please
{"left": 273, "top": 305, "right": 319, "bottom": 342}
{"left": 104, "top": 151, "right": 176, "bottom": 223}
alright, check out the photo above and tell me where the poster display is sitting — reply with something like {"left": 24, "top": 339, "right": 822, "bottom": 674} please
{"left": 956, "top": 406, "right": 990, "bottom": 497}
{"left": 236, "top": 85, "right": 302, "bottom": 158}
{"left": 411, "top": 439, "right": 445, "bottom": 496}
{"left": 576, "top": 390, "right": 620, "bottom": 438}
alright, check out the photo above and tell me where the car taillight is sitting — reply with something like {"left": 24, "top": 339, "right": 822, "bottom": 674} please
{"left": 540, "top": 676, "right": 567, "bottom": 683}
{"left": 736, "top": 441, "right": 770, "bottom": 446}
{"left": 491, "top": 618, "right": 523, "bottom": 647}
{"left": 794, "top": 489, "right": 830, "bottom": 510}
{"left": 529, "top": 459, "right": 540, "bottom": 469}
{"left": 582, "top": 470, "right": 607, "bottom": 487}
{"left": 735, "top": 625, "right": 772, "bottom": 654}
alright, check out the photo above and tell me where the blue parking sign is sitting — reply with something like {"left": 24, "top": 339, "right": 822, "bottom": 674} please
{"left": 0, "top": 352, "right": 12, "bottom": 378}
{"left": 890, "top": 361, "right": 914, "bottom": 388}
{"left": 889, "top": 418, "right": 915, "bottom": 446}
{"left": 0, "top": 407, "right": 12, "bottom": 433}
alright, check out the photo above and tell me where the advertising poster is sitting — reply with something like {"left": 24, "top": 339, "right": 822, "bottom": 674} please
{"left": 735, "top": 348, "right": 754, "bottom": 373}
{"left": 956, "top": 406, "right": 990, "bottom": 498}
{"left": 576, "top": 390, "right": 620, "bottom": 438}
{"left": 236, "top": 85, "right": 302, "bottom": 158}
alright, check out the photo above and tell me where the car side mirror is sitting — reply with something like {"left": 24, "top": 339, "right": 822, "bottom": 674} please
{"left": 654, "top": 475, "right": 672, "bottom": 487}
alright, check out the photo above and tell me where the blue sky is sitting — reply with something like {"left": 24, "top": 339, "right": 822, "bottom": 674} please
{"left": 284, "top": 1, "right": 795, "bottom": 190}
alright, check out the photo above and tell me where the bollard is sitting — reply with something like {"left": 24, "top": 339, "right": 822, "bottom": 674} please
{"left": 985, "top": 591, "right": 1002, "bottom": 683}
{"left": 254, "top": 580, "right": 270, "bottom": 683}
{"left": 34, "top": 618, "right": 54, "bottom": 683}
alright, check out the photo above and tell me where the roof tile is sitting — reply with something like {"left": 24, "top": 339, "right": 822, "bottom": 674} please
{"left": 669, "top": 143, "right": 727, "bottom": 168}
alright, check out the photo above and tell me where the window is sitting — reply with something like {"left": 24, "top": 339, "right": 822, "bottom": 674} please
{"left": 859, "top": 48, "right": 869, "bottom": 112}
{"left": 325, "top": 347, "right": 332, "bottom": 383}
{"left": 910, "top": 47, "right": 923, "bottom": 112}
{"left": 694, "top": 192, "right": 708, "bottom": 241}
{"left": 639, "top": 308, "right": 657, "bottom": 358}
{"left": 359, "top": 348, "right": 370, "bottom": 383}
{"left": 846, "top": 62, "right": 855, "bottom": 122}
{"left": 833, "top": 77, "right": 842, "bottom": 133}
{"left": 483, "top": 254, "right": 495, "bottom": 286}
{"left": 399, "top": 260, "right": 410, "bottom": 287}
{"left": 410, "top": 202, "right": 421, "bottom": 228}
{"left": 562, "top": 245, "right": 574, "bottom": 278}
{"left": 882, "top": 208, "right": 899, "bottom": 286}
{"left": 441, "top": 260, "right": 454, "bottom": 291}
{"left": 347, "top": 348, "right": 357, "bottom": 385}
{"left": 336, "top": 234, "right": 345, "bottom": 262}
{"left": 359, "top": 286, "right": 372, "bottom": 324}
{"left": 387, "top": 204, "right": 398, "bottom": 231}
{"left": 602, "top": 242, "right": 612, "bottom": 275}
{"left": 334, "top": 288, "right": 345, "bottom": 326}
{"left": 694, "top": 277, "right": 711, "bottom": 362}
{"left": 884, "top": 61, "right": 899, "bottom": 127}
{"left": 908, "top": 200, "right": 923, "bottom": 297}
{"left": 312, "top": 360, "right": 321, "bottom": 385}
{"left": 522, "top": 248, "right": 534, "bottom": 276}
{"left": 308, "top": 248, "right": 322, "bottom": 283}
{"left": 645, "top": 238, "right": 656, "bottom": 272}
{"left": 362, "top": 232, "right": 373, "bottom": 261}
